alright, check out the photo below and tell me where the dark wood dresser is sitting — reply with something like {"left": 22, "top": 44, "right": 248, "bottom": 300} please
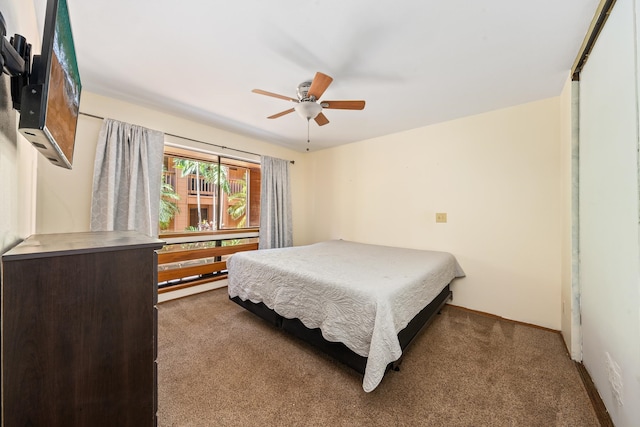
{"left": 1, "top": 231, "right": 164, "bottom": 426}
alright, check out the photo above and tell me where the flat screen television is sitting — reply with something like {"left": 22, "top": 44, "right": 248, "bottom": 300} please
{"left": 18, "top": 0, "right": 81, "bottom": 169}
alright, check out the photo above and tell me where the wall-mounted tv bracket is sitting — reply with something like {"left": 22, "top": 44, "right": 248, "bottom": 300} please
{"left": 0, "top": 11, "right": 32, "bottom": 110}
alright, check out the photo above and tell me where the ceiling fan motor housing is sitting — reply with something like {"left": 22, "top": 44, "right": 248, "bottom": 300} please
{"left": 297, "top": 81, "right": 313, "bottom": 100}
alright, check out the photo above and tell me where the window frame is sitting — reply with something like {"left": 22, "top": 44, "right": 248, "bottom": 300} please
{"left": 158, "top": 143, "right": 261, "bottom": 292}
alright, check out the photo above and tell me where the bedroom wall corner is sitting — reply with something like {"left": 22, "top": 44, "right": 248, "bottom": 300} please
{"left": 0, "top": 0, "right": 41, "bottom": 253}
{"left": 35, "top": 108, "right": 101, "bottom": 233}
{"left": 306, "top": 98, "right": 563, "bottom": 329}
{"left": 559, "top": 75, "right": 582, "bottom": 360}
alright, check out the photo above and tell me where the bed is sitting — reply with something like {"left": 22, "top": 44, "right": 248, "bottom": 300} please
{"left": 227, "top": 240, "right": 465, "bottom": 392}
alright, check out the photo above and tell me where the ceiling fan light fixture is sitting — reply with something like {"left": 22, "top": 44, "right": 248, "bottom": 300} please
{"left": 294, "top": 101, "right": 322, "bottom": 120}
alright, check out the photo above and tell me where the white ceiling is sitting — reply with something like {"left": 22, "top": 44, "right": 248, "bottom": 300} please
{"left": 37, "top": 0, "right": 599, "bottom": 152}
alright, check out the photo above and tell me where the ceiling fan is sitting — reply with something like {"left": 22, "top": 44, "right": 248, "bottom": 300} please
{"left": 252, "top": 72, "right": 365, "bottom": 127}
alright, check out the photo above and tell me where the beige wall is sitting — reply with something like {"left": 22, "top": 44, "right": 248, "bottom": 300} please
{"left": 36, "top": 91, "right": 311, "bottom": 243}
{"left": 0, "top": 78, "right": 38, "bottom": 252}
{"left": 306, "top": 97, "right": 563, "bottom": 329}
{"left": 33, "top": 91, "right": 569, "bottom": 330}
{"left": 35, "top": 92, "right": 565, "bottom": 328}
{"left": 0, "top": 0, "right": 41, "bottom": 253}
{"left": 559, "top": 77, "right": 581, "bottom": 358}
{"left": 559, "top": 77, "right": 572, "bottom": 351}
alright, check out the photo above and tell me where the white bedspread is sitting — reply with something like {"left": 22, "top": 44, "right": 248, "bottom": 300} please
{"left": 227, "top": 240, "right": 465, "bottom": 392}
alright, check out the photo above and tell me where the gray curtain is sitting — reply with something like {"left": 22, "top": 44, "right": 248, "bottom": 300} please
{"left": 90, "top": 118, "right": 165, "bottom": 237}
{"left": 259, "top": 155, "right": 293, "bottom": 249}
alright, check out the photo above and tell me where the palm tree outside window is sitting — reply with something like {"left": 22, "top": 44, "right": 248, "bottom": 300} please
{"left": 159, "top": 146, "right": 260, "bottom": 234}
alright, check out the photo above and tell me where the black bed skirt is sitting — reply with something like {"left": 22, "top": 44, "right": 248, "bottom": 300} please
{"left": 229, "top": 284, "right": 452, "bottom": 375}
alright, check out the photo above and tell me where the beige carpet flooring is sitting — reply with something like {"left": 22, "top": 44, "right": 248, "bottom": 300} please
{"left": 157, "top": 288, "right": 599, "bottom": 426}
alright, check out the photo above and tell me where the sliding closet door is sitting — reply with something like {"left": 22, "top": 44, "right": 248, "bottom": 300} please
{"left": 578, "top": 0, "right": 640, "bottom": 425}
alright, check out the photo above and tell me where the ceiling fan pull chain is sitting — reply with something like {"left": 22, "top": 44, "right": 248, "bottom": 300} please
{"left": 307, "top": 119, "right": 311, "bottom": 151}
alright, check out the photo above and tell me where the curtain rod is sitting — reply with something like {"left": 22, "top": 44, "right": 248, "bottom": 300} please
{"left": 79, "top": 112, "right": 295, "bottom": 164}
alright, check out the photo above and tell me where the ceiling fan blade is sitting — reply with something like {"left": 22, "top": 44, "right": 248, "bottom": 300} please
{"left": 307, "top": 72, "right": 333, "bottom": 100}
{"left": 314, "top": 112, "right": 329, "bottom": 126}
{"left": 252, "top": 89, "right": 298, "bottom": 103}
{"left": 321, "top": 100, "right": 366, "bottom": 110}
{"left": 268, "top": 108, "right": 295, "bottom": 119}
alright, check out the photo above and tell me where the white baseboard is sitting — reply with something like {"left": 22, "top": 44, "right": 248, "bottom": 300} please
{"left": 158, "top": 279, "right": 228, "bottom": 303}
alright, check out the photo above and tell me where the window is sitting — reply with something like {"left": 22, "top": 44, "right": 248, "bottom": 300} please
{"left": 157, "top": 145, "right": 261, "bottom": 291}
{"left": 159, "top": 146, "right": 261, "bottom": 234}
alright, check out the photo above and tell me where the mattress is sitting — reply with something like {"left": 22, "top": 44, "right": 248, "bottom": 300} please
{"left": 227, "top": 240, "right": 465, "bottom": 391}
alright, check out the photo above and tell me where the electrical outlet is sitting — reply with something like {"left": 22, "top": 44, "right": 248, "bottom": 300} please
{"left": 435, "top": 213, "right": 447, "bottom": 223}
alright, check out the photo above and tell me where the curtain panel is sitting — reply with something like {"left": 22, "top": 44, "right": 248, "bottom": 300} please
{"left": 259, "top": 155, "right": 293, "bottom": 249}
{"left": 90, "top": 119, "right": 165, "bottom": 237}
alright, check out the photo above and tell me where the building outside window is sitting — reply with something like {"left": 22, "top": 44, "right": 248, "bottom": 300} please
{"left": 160, "top": 145, "right": 261, "bottom": 233}
{"left": 157, "top": 145, "right": 261, "bottom": 291}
